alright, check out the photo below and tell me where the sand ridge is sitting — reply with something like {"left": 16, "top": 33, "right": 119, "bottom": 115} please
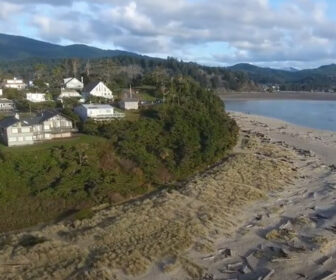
{"left": 1, "top": 113, "right": 336, "bottom": 280}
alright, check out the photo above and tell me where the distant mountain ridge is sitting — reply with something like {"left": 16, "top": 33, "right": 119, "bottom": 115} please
{"left": 0, "top": 33, "right": 336, "bottom": 90}
{"left": 228, "top": 63, "right": 336, "bottom": 90}
{"left": 0, "top": 33, "right": 140, "bottom": 60}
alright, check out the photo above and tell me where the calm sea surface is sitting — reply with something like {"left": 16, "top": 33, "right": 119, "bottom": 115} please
{"left": 224, "top": 100, "right": 336, "bottom": 132}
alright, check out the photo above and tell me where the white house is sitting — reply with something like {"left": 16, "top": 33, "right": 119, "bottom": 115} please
{"left": 0, "top": 111, "right": 77, "bottom": 147}
{"left": 58, "top": 89, "right": 83, "bottom": 101}
{"left": 63, "top": 77, "right": 84, "bottom": 90}
{"left": 119, "top": 98, "right": 139, "bottom": 110}
{"left": 3, "top": 77, "right": 27, "bottom": 90}
{"left": 82, "top": 81, "right": 113, "bottom": 100}
{"left": 0, "top": 89, "right": 2, "bottom": 96}
{"left": 26, "top": 93, "right": 47, "bottom": 103}
{"left": 0, "top": 98, "right": 15, "bottom": 111}
{"left": 74, "top": 104, "right": 124, "bottom": 121}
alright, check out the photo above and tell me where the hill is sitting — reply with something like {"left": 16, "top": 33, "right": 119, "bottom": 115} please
{"left": 0, "top": 33, "right": 139, "bottom": 60}
{"left": 229, "top": 63, "right": 336, "bottom": 91}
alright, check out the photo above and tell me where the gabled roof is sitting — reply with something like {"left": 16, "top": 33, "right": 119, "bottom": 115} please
{"left": 64, "top": 77, "right": 82, "bottom": 85}
{"left": 82, "top": 81, "right": 101, "bottom": 93}
{"left": 0, "top": 117, "right": 19, "bottom": 128}
{"left": 0, "top": 111, "right": 69, "bottom": 128}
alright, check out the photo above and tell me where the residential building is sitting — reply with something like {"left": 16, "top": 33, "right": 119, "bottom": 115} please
{"left": 119, "top": 98, "right": 139, "bottom": 110}
{"left": 0, "top": 98, "right": 15, "bottom": 111}
{"left": 63, "top": 77, "right": 84, "bottom": 90}
{"left": 82, "top": 81, "right": 113, "bottom": 100}
{"left": 3, "top": 77, "right": 27, "bottom": 90}
{"left": 0, "top": 89, "right": 2, "bottom": 96}
{"left": 58, "top": 89, "right": 83, "bottom": 101}
{"left": 74, "top": 104, "right": 124, "bottom": 121}
{"left": 119, "top": 86, "right": 139, "bottom": 110}
{"left": 26, "top": 93, "right": 46, "bottom": 103}
{"left": 0, "top": 111, "right": 77, "bottom": 147}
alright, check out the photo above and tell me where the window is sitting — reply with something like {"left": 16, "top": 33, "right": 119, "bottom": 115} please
{"left": 22, "top": 127, "right": 30, "bottom": 133}
{"left": 9, "top": 137, "right": 16, "bottom": 142}
{"left": 11, "top": 128, "right": 18, "bottom": 134}
{"left": 25, "top": 136, "right": 33, "bottom": 141}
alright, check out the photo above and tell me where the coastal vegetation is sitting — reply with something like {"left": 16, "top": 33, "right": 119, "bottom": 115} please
{"left": 0, "top": 135, "right": 298, "bottom": 279}
{"left": 0, "top": 78, "right": 238, "bottom": 231}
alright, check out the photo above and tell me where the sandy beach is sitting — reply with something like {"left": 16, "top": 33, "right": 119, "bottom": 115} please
{"left": 219, "top": 91, "right": 336, "bottom": 101}
{"left": 1, "top": 113, "right": 336, "bottom": 280}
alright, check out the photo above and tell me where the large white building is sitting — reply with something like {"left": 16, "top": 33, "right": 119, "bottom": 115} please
{"left": 3, "top": 77, "right": 27, "bottom": 90}
{"left": 0, "top": 111, "right": 77, "bottom": 147}
{"left": 0, "top": 89, "right": 2, "bottom": 96}
{"left": 26, "top": 93, "right": 47, "bottom": 103}
{"left": 74, "top": 104, "right": 124, "bottom": 121}
{"left": 63, "top": 77, "right": 84, "bottom": 90}
{"left": 82, "top": 81, "right": 113, "bottom": 100}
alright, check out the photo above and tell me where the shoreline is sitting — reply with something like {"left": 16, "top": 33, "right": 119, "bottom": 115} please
{"left": 219, "top": 91, "right": 336, "bottom": 101}
{"left": 1, "top": 113, "right": 336, "bottom": 279}
{"left": 230, "top": 112, "right": 336, "bottom": 165}
{"left": 227, "top": 109, "right": 336, "bottom": 134}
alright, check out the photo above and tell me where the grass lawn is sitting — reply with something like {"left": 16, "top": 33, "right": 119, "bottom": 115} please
{"left": 0, "top": 134, "right": 106, "bottom": 152}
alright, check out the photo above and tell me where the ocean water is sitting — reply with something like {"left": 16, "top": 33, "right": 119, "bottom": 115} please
{"left": 224, "top": 100, "right": 336, "bottom": 132}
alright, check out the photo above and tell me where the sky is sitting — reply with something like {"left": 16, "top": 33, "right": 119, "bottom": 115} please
{"left": 0, "top": 0, "right": 336, "bottom": 69}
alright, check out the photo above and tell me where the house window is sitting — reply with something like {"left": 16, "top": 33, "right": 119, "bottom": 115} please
{"left": 22, "top": 127, "right": 30, "bottom": 133}
{"left": 12, "top": 128, "right": 18, "bottom": 134}
{"left": 9, "top": 137, "right": 16, "bottom": 142}
{"left": 25, "top": 136, "right": 33, "bottom": 141}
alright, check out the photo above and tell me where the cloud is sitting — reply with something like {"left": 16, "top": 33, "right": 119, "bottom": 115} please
{"left": 0, "top": 2, "right": 22, "bottom": 20}
{"left": 0, "top": 0, "right": 336, "bottom": 67}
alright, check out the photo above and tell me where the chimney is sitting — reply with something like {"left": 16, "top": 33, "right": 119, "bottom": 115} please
{"left": 14, "top": 113, "right": 20, "bottom": 120}
{"left": 81, "top": 76, "right": 84, "bottom": 84}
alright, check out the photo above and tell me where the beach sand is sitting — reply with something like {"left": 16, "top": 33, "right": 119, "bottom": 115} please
{"left": 195, "top": 112, "right": 336, "bottom": 280}
{"left": 1, "top": 113, "right": 336, "bottom": 280}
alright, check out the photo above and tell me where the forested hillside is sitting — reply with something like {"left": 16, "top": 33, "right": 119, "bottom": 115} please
{"left": 0, "top": 33, "right": 138, "bottom": 60}
{"left": 230, "top": 63, "right": 336, "bottom": 91}
{"left": 0, "top": 56, "right": 258, "bottom": 91}
{"left": 0, "top": 78, "right": 238, "bottom": 231}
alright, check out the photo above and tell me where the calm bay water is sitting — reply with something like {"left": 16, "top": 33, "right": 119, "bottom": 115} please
{"left": 225, "top": 100, "right": 336, "bottom": 132}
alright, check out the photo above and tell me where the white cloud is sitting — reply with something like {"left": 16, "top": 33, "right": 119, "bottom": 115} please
{"left": 0, "top": 2, "right": 22, "bottom": 20}
{"left": 1, "top": 0, "right": 336, "bottom": 67}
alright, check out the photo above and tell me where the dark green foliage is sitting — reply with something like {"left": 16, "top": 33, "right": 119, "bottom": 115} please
{"left": 83, "top": 78, "right": 238, "bottom": 179}
{"left": 0, "top": 56, "right": 256, "bottom": 92}
{"left": 0, "top": 78, "right": 238, "bottom": 232}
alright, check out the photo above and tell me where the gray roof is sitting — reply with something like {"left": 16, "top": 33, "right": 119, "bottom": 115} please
{"left": 80, "top": 104, "right": 113, "bottom": 110}
{"left": 0, "top": 117, "right": 19, "bottom": 128}
{"left": 83, "top": 81, "right": 100, "bottom": 93}
{"left": 0, "top": 110, "right": 67, "bottom": 128}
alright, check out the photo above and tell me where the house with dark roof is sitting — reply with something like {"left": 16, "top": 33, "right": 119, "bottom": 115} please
{"left": 0, "top": 111, "right": 77, "bottom": 147}
{"left": 82, "top": 81, "right": 113, "bottom": 100}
